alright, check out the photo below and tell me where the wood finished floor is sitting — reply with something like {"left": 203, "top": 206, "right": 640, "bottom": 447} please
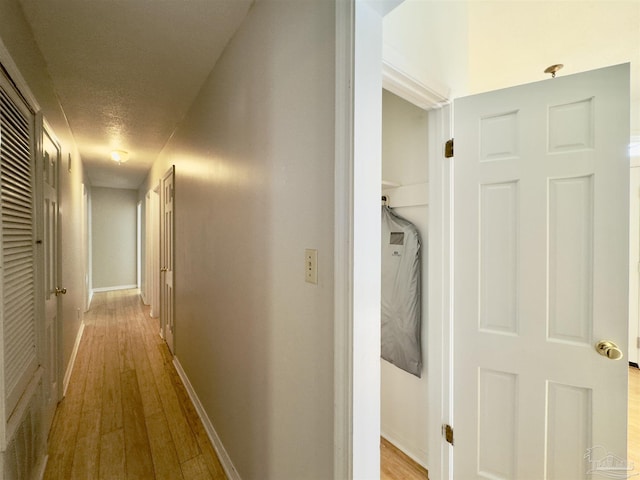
{"left": 42, "top": 288, "right": 638, "bottom": 479}
{"left": 381, "top": 437, "right": 428, "bottom": 480}
{"left": 43, "top": 289, "right": 227, "bottom": 480}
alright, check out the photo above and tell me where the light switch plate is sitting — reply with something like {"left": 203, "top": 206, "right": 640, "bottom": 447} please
{"left": 305, "top": 249, "right": 317, "bottom": 284}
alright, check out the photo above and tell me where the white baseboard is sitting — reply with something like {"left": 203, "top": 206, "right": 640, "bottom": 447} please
{"left": 92, "top": 284, "right": 138, "bottom": 293}
{"left": 381, "top": 430, "right": 428, "bottom": 469}
{"left": 63, "top": 322, "right": 85, "bottom": 396}
{"left": 173, "top": 357, "right": 241, "bottom": 480}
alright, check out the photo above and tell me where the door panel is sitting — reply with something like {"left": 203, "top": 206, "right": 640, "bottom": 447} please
{"left": 161, "top": 166, "right": 175, "bottom": 354}
{"left": 453, "top": 64, "right": 630, "bottom": 479}
{"left": 42, "top": 128, "right": 60, "bottom": 432}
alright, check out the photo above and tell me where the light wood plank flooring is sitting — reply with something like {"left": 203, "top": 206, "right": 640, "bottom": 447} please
{"left": 44, "top": 289, "right": 227, "bottom": 480}
{"left": 381, "top": 437, "right": 428, "bottom": 480}
{"left": 44, "top": 289, "right": 637, "bottom": 479}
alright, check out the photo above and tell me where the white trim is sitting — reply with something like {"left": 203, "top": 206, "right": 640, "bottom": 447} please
{"left": 334, "top": 0, "right": 355, "bottom": 478}
{"left": 382, "top": 61, "right": 449, "bottom": 111}
{"left": 92, "top": 284, "right": 138, "bottom": 293}
{"left": 341, "top": 2, "right": 454, "bottom": 477}
{"left": 352, "top": 3, "right": 383, "bottom": 478}
{"left": 62, "top": 322, "right": 85, "bottom": 396}
{"left": 426, "top": 104, "right": 453, "bottom": 480}
{"left": 173, "top": 357, "right": 241, "bottom": 480}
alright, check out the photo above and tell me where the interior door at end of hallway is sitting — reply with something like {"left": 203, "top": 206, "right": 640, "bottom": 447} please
{"left": 161, "top": 166, "right": 175, "bottom": 355}
{"left": 452, "top": 64, "right": 630, "bottom": 479}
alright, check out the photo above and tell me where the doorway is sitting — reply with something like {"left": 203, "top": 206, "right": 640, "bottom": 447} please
{"left": 380, "top": 88, "right": 429, "bottom": 476}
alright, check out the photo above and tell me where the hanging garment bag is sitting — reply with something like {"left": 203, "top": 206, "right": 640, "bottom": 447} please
{"left": 381, "top": 205, "right": 422, "bottom": 377}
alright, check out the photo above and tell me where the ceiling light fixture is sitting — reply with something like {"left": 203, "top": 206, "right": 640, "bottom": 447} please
{"left": 110, "top": 150, "right": 129, "bottom": 164}
{"left": 544, "top": 64, "right": 564, "bottom": 78}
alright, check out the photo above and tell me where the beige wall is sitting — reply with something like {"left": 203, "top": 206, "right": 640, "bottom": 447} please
{"left": 141, "top": 0, "right": 335, "bottom": 477}
{"left": 0, "top": 0, "right": 87, "bottom": 378}
{"left": 91, "top": 187, "right": 138, "bottom": 290}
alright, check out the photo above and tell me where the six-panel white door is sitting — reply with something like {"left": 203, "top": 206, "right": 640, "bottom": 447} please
{"left": 161, "top": 166, "right": 175, "bottom": 354}
{"left": 42, "top": 128, "right": 61, "bottom": 433}
{"left": 453, "top": 64, "right": 630, "bottom": 479}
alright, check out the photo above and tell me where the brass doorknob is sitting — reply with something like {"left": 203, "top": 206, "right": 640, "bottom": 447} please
{"left": 160, "top": 267, "right": 168, "bottom": 272}
{"left": 55, "top": 287, "right": 67, "bottom": 296}
{"left": 595, "top": 340, "right": 623, "bottom": 360}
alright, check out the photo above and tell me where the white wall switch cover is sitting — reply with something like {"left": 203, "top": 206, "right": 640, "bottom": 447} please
{"left": 305, "top": 249, "right": 317, "bottom": 284}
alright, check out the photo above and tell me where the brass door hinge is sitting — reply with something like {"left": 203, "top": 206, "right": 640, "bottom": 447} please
{"left": 445, "top": 138, "right": 454, "bottom": 158}
{"left": 443, "top": 424, "right": 454, "bottom": 445}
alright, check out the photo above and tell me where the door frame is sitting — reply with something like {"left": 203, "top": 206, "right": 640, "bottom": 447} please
{"left": 334, "top": 1, "right": 452, "bottom": 478}
{"left": 151, "top": 185, "right": 160, "bottom": 321}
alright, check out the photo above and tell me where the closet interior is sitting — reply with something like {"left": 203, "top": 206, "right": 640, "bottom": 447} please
{"left": 380, "top": 88, "right": 429, "bottom": 479}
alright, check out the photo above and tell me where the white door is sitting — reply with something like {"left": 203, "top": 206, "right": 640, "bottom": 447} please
{"left": 42, "top": 128, "right": 62, "bottom": 431}
{"left": 453, "top": 64, "right": 629, "bottom": 479}
{"left": 160, "top": 166, "right": 175, "bottom": 354}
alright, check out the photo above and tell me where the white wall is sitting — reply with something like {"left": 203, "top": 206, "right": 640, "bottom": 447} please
{"left": 140, "top": 1, "right": 335, "bottom": 478}
{"left": 91, "top": 187, "right": 138, "bottom": 290}
{"left": 382, "top": 90, "right": 428, "bottom": 186}
{"left": 466, "top": 1, "right": 640, "bottom": 137}
{"left": 383, "top": 0, "right": 469, "bottom": 99}
{"left": 381, "top": 89, "right": 429, "bottom": 466}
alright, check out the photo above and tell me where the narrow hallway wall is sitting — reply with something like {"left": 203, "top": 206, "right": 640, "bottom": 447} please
{"left": 140, "top": 0, "right": 335, "bottom": 478}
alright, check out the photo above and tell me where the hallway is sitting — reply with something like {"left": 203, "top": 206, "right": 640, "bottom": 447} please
{"left": 43, "top": 290, "right": 226, "bottom": 479}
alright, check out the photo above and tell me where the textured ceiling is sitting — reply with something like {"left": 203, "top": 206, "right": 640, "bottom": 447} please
{"left": 21, "top": 0, "right": 639, "bottom": 191}
{"left": 19, "top": 0, "right": 253, "bottom": 189}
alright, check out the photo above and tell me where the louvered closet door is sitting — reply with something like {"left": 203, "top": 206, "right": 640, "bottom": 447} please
{"left": 0, "top": 79, "right": 37, "bottom": 418}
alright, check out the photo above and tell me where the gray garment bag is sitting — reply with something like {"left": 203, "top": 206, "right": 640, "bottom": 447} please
{"left": 381, "top": 205, "right": 422, "bottom": 377}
